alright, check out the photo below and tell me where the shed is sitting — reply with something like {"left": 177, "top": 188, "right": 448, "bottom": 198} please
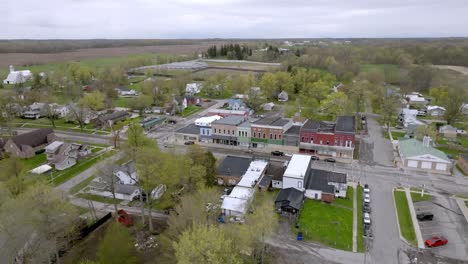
{"left": 275, "top": 188, "right": 304, "bottom": 216}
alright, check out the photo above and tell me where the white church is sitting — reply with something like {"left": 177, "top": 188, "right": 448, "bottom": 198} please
{"left": 3, "top": 65, "right": 32, "bottom": 85}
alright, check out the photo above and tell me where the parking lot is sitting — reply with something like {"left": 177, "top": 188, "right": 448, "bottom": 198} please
{"left": 413, "top": 196, "right": 468, "bottom": 260}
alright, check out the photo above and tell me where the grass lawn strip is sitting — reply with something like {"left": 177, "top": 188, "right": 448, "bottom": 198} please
{"left": 394, "top": 190, "right": 417, "bottom": 246}
{"left": 181, "top": 105, "right": 202, "bottom": 117}
{"left": 410, "top": 192, "right": 432, "bottom": 203}
{"left": 356, "top": 186, "right": 365, "bottom": 252}
{"left": 76, "top": 193, "right": 122, "bottom": 204}
{"left": 70, "top": 175, "right": 96, "bottom": 194}
{"left": 297, "top": 199, "right": 353, "bottom": 251}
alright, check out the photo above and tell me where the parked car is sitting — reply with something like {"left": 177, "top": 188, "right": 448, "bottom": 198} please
{"left": 324, "top": 158, "right": 336, "bottom": 163}
{"left": 117, "top": 209, "right": 133, "bottom": 227}
{"left": 417, "top": 212, "right": 434, "bottom": 221}
{"left": 425, "top": 236, "right": 448, "bottom": 247}
{"left": 364, "top": 193, "right": 371, "bottom": 203}
{"left": 363, "top": 204, "right": 372, "bottom": 213}
{"left": 184, "top": 141, "right": 195, "bottom": 145}
{"left": 229, "top": 216, "right": 245, "bottom": 224}
{"left": 364, "top": 184, "right": 370, "bottom": 194}
{"left": 363, "top": 213, "right": 371, "bottom": 224}
{"left": 271, "top": 150, "right": 284, "bottom": 156}
{"left": 223, "top": 188, "right": 232, "bottom": 195}
{"left": 311, "top": 156, "right": 320, "bottom": 161}
{"left": 364, "top": 226, "right": 373, "bottom": 237}
{"left": 168, "top": 119, "right": 177, "bottom": 124}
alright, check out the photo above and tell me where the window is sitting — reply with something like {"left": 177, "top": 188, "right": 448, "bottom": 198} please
{"left": 274, "top": 134, "right": 277, "bottom": 140}
{"left": 232, "top": 130, "right": 234, "bottom": 135}
{"left": 223, "top": 129, "right": 226, "bottom": 134}
{"left": 214, "top": 128, "right": 216, "bottom": 133}
{"left": 263, "top": 133, "right": 266, "bottom": 139}
{"left": 311, "top": 137, "right": 314, "bottom": 142}
{"left": 326, "top": 141, "right": 329, "bottom": 145}
{"left": 320, "top": 140, "right": 323, "bottom": 144}
{"left": 306, "top": 137, "right": 309, "bottom": 142}
{"left": 253, "top": 132, "right": 256, "bottom": 138}
{"left": 298, "top": 181, "right": 302, "bottom": 189}
{"left": 301, "top": 137, "right": 304, "bottom": 142}
{"left": 270, "top": 134, "right": 272, "bottom": 139}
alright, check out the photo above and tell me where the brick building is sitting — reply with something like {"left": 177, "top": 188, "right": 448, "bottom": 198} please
{"left": 250, "top": 117, "right": 293, "bottom": 148}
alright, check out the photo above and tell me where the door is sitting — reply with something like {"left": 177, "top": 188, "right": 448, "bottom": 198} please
{"left": 421, "top": 161, "right": 432, "bottom": 169}
{"left": 407, "top": 160, "right": 418, "bottom": 168}
{"left": 435, "top": 163, "right": 447, "bottom": 171}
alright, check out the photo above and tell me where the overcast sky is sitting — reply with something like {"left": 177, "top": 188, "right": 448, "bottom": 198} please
{"left": 2, "top": 0, "right": 468, "bottom": 39}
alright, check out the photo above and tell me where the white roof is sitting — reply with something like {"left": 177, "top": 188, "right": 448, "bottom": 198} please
{"left": 194, "top": 115, "right": 222, "bottom": 127}
{"left": 284, "top": 154, "right": 311, "bottom": 179}
{"left": 406, "top": 94, "right": 425, "bottom": 102}
{"left": 427, "top": 105, "right": 446, "bottom": 111}
{"left": 30, "top": 164, "right": 53, "bottom": 174}
{"left": 229, "top": 186, "right": 255, "bottom": 200}
{"left": 221, "top": 196, "right": 249, "bottom": 214}
{"left": 45, "top": 141, "right": 64, "bottom": 152}
{"left": 208, "top": 109, "right": 248, "bottom": 115}
{"left": 237, "top": 160, "right": 268, "bottom": 188}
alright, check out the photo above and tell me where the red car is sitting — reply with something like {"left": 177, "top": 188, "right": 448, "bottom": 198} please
{"left": 425, "top": 236, "right": 448, "bottom": 247}
{"left": 117, "top": 209, "right": 133, "bottom": 227}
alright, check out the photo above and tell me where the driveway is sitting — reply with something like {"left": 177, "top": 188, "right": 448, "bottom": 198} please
{"left": 414, "top": 196, "right": 468, "bottom": 260}
{"left": 359, "top": 115, "right": 395, "bottom": 167}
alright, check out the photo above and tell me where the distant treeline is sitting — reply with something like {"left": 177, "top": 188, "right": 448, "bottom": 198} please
{"left": 205, "top": 44, "right": 253, "bottom": 60}
{"left": 0, "top": 39, "right": 206, "bottom": 53}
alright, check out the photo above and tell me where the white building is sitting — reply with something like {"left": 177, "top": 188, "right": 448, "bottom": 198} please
{"left": 186, "top": 83, "right": 202, "bottom": 94}
{"left": 426, "top": 105, "right": 446, "bottom": 116}
{"left": 406, "top": 93, "right": 427, "bottom": 105}
{"left": 221, "top": 160, "right": 268, "bottom": 217}
{"left": 3, "top": 65, "right": 32, "bottom": 85}
{"left": 282, "top": 154, "right": 312, "bottom": 191}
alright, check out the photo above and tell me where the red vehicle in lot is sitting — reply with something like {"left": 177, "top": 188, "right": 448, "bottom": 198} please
{"left": 425, "top": 236, "right": 448, "bottom": 247}
{"left": 117, "top": 209, "right": 133, "bottom": 227}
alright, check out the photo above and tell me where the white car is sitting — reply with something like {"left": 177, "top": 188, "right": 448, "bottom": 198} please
{"left": 364, "top": 194, "right": 370, "bottom": 203}
{"left": 364, "top": 213, "right": 371, "bottom": 224}
{"left": 364, "top": 184, "right": 370, "bottom": 194}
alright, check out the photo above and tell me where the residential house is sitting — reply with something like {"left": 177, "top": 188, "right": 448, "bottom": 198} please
{"left": 282, "top": 154, "right": 312, "bottom": 191}
{"left": 262, "top": 102, "right": 275, "bottom": 111}
{"left": 3, "top": 128, "right": 55, "bottom": 158}
{"left": 216, "top": 156, "right": 252, "bottom": 185}
{"left": 406, "top": 92, "right": 427, "bottom": 106}
{"left": 299, "top": 116, "right": 355, "bottom": 160}
{"left": 207, "top": 109, "right": 250, "bottom": 119}
{"left": 398, "top": 137, "right": 452, "bottom": 174}
{"left": 174, "top": 97, "right": 188, "bottom": 111}
{"left": 439, "top": 125, "right": 458, "bottom": 138}
{"left": 45, "top": 141, "right": 90, "bottom": 170}
{"left": 175, "top": 123, "right": 200, "bottom": 143}
{"left": 457, "top": 154, "right": 468, "bottom": 174}
{"left": 275, "top": 188, "right": 304, "bottom": 216}
{"left": 23, "top": 102, "right": 47, "bottom": 119}
{"left": 266, "top": 161, "right": 287, "bottom": 189}
{"left": 399, "top": 108, "right": 422, "bottom": 128}
{"left": 3, "top": 65, "right": 32, "bottom": 84}
{"left": 194, "top": 115, "right": 223, "bottom": 143}
{"left": 304, "top": 169, "right": 347, "bottom": 203}
{"left": 283, "top": 125, "right": 301, "bottom": 147}
{"left": 49, "top": 103, "right": 69, "bottom": 118}
{"left": 185, "top": 96, "right": 200, "bottom": 105}
{"left": 116, "top": 86, "right": 138, "bottom": 96}
{"left": 426, "top": 105, "right": 446, "bottom": 117}
{"left": 186, "top": 83, "right": 202, "bottom": 94}
{"left": 226, "top": 99, "right": 247, "bottom": 111}
{"left": 94, "top": 111, "right": 131, "bottom": 129}
{"left": 251, "top": 117, "right": 293, "bottom": 148}
{"left": 114, "top": 161, "right": 138, "bottom": 185}
{"left": 277, "top": 91, "right": 289, "bottom": 102}
{"left": 211, "top": 115, "right": 245, "bottom": 145}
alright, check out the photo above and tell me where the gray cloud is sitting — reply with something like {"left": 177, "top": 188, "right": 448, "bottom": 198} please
{"left": 1, "top": 0, "right": 468, "bottom": 39}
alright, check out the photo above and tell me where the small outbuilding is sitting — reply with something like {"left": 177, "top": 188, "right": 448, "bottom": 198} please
{"left": 275, "top": 188, "right": 304, "bottom": 216}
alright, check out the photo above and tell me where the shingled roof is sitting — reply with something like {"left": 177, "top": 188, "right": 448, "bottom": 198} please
{"left": 11, "top": 128, "right": 54, "bottom": 150}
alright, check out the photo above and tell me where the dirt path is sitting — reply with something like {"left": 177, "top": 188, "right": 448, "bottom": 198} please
{"left": 433, "top": 65, "right": 468, "bottom": 76}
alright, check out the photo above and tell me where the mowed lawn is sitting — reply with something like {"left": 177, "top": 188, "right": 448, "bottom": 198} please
{"left": 411, "top": 192, "right": 432, "bottom": 203}
{"left": 297, "top": 199, "right": 353, "bottom": 251}
{"left": 394, "top": 190, "right": 416, "bottom": 246}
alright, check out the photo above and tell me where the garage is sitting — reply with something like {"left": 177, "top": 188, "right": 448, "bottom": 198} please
{"left": 407, "top": 160, "right": 418, "bottom": 168}
{"left": 435, "top": 163, "right": 447, "bottom": 171}
{"left": 421, "top": 161, "right": 432, "bottom": 169}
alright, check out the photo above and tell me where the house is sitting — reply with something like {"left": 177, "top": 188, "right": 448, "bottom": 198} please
{"left": 116, "top": 86, "right": 138, "bottom": 96}
{"left": 173, "top": 97, "right": 188, "bottom": 111}
{"left": 406, "top": 93, "right": 427, "bottom": 106}
{"left": 457, "top": 154, "right": 468, "bottom": 174}
{"left": 211, "top": 115, "right": 245, "bottom": 146}
{"left": 251, "top": 117, "right": 293, "bottom": 148}
{"left": 274, "top": 188, "right": 304, "bottom": 216}
{"left": 399, "top": 108, "right": 422, "bottom": 128}
{"left": 304, "top": 169, "right": 347, "bottom": 203}
{"left": 277, "top": 91, "right": 289, "bottom": 102}
{"left": 114, "top": 161, "right": 138, "bottom": 185}
{"left": 426, "top": 105, "right": 446, "bottom": 117}
{"left": 194, "top": 115, "right": 223, "bottom": 143}
{"left": 266, "top": 161, "right": 287, "bottom": 189}
{"left": 216, "top": 156, "right": 251, "bottom": 185}
{"left": 94, "top": 111, "right": 131, "bottom": 129}
{"left": 45, "top": 141, "right": 90, "bottom": 171}
{"left": 398, "top": 137, "right": 452, "bottom": 174}
{"left": 299, "top": 116, "right": 356, "bottom": 161}
{"left": 3, "top": 65, "right": 32, "bottom": 84}
{"left": 262, "top": 102, "right": 275, "bottom": 111}
{"left": 3, "top": 128, "right": 55, "bottom": 158}
{"left": 175, "top": 124, "right": 201, "bottom": 143}
{"left": 226, "top": 99, "right": 247, "bottom": 111}
{"left": 282, "top": 154, "right": 312, "bottom": 191}
{"left": 439, "top": 125, "right": 458, "bottom": 138}
{"left": 186, "top": 83, "right": 202, "bottom": 94}
{"left": 23, "top": 102, "right": 47, "bottom": 119}
{"left": 185, "top": 96, "right": 200, "bottom": 105}
{"left": 49, "top": 103, "right": 69, "bottom": 118}
{"left": 221, "top": 160, "right": 268, "bottom": 217}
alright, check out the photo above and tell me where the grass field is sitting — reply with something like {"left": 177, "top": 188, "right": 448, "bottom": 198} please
{"left": 76, "top": 193, "right": 122, "bottom": 204}
{"left": 70, "top": 175, "right": 96, "bottom": 194}
{"left": 411, "top": 192, "right": 432, "bottom": 203}
{"left": 356, "top": 186, "right": 365, "bottom": 252}
{"left": 385, "top": 131, "right": 406, "bottom": 140}
{"left": 394, "top": 190, "right": 416, "bottom": 246}
{"left": 435, "top": 146, "right": 466, "bottom": 159}
{"left": 297, "top": 199, "right": 353, "bottom": 251}
{"left": 181, "top": 105, "right": 202, "bottom": 117}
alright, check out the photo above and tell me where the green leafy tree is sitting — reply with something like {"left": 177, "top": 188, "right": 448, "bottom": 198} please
{"left": 320, "top": 92, "right": 350, "bottom": 119}
{"left": 97, "top": 222, "right": 138, "bottom": 264}
{"left": 414, "top": 124, "right": 438, "bottom": 140}
{"left": 204, "top": 152, "right": 216, "bottom": 186}
{"left": 80, "top": 91, "right": 105, "bottom": 111}
{"left": 428, "top": 86, "right": 449, "bottom": 106}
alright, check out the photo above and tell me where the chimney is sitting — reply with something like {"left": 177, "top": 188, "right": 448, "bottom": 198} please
{"left": 9, "top": 65, "right": 14, "bottom": 73}
{"left": 422, "top": 136, "right": 432, "bottom": 147}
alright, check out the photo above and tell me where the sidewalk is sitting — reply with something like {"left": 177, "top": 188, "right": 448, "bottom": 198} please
{"left": 454, "top": 197, "right": 468, "bottom": 225}
{"left": 404, "top": 187, "right": 425, "bottom": 249}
